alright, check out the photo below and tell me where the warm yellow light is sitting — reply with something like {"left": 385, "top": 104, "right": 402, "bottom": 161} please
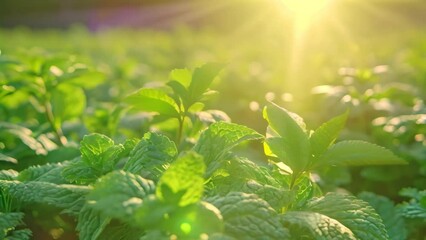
{"left": 282, "top": 0, "right": 330, "bottom": 19}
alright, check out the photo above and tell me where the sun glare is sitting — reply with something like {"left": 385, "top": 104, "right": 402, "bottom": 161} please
{"left": 282, "top": 0, "right": 330, "bottom": 19}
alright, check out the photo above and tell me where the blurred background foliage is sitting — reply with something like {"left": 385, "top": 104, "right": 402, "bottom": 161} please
{"left": 1, "top": 0, "right": 426, "bottom": 238}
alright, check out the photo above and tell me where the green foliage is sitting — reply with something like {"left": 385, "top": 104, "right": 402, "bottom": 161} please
{"left": 123, "top": 132, "right": 177, "bottom": 181}
{"left": 358, "top": 192, "right": 407, "bottom": 240}
{"left": 17, "top": 162, "right": 68, "bottom": 184}
{"left": 125, "top": 63, "right": 226, "bottom": 145}
{"left": 87, "top": 170, "right": 155, "bottom": 220}
{"left": 264, "top": 102, "right": 310, "bottom": 175}
{"left": 208, "top": 192, "right": 290, "bottom": 239}
{"left": 0, "top": 212, "right": 29, "bottom": 239}
{"left": 77, "top": 205, "right": 111, "bottom": 240}
{"left": 0, "top": 58, "right": 413, "bottom": 239}
{"left": 62, "top": 133, "right": 125, "bottom": 184}
{"left": 125, "top": 89, "right": 180, "bottom": 118}
{"left": 399, "top": 188, "right": 426, "bottom": 219}
{"left": 0, "top": 180, "right": 90, "bottom": 215}
{"left": 317, "top": 140, "right": 406, "bottom": 167}
{"left": 310, "top": 111, "right": 348, "bottom": 158}
{"left": 157, "top": 151, "right": 205, "bottom": 207}
{"left": 296, "top": 193, "right": 388, "bottom": 240}
{"left": 193, "top": 121, "right": 263, "bottom": 175}
{"left": 282, "top": 211, "right": 356, "bottom": 239}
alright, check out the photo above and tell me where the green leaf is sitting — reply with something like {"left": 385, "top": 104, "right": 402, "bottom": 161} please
{"left": 263, "top": 103, "right": 310, "bottom": 173}
{"left": 169, "top": 68, "right": 192, "bottom": 87}
{"left": 0, "top": 180, "right": 90, "bottom": 216}
{"left": 310, "top": 111, "right": 348, "bottom": 158}
{"left": 358, "top": 192, "right": 407, "bottom": 240}
{"left": 51, "top": 84, "right": 86, "bottom": 129}
{"left": 62, "top": 159, "right": 100, "bottom": 185}
{"left": 0, "top": 170, "right": 18, "bottom": 180}
{"left": 300, "top": 193, "right": 389, "bottom": 240}
{"left": 0, "top": 212, "right": 26, "bottom": 239}
{"left": 208, "top": 158, "right": 294, "bottom": 210}
{"left": 124, "top": 132, "right": 177, "bottom": 181}
{"left": 0, "top": 153, "right": 17, "bottom": 164}
{"left": 282, "top": 211, "right": 356, "bottom": 239}
{"left": 0, "top": 122, "right": 46, "bottom": 155}
{"left": 157, "top": 151, "right": 205, "bottom": 207}
{"left": 167, "top": 80, "right": 189, "bottom": 107}
{"left": 80, "top": 134, "right": 114, "bottom": 161}
{"left": 18, "top": 162, "right": 68, "bottom": 184}
{"left": 97, "top": 223, "right": 145, "bottom": 240}
{"left": 80, "top": 133, "right": 125, "bottom": 172}
{"left": 77, "top": 205, "right": 110, "bottom": 240}
{"left": 208, "top": 192, "right": 290, "bottom": 240}
{"left": 4, "top": 229, "right": 32, "bottom": 240}
{"left": 193, "top": 122, "right": 263, "bottom": 173}
{"left": 87, "top": 170, "right": 155, "bottom": 220}
{"left": 133, "top": 194, "right": 173, "bottom": 229}
{"left": 139, "top": 230, "right": 170, "bottom": 240}
{"left": 188, "top": 63, "right": 224, "bottom": 103}
{"left": 58, "top": 71, "right": 105, "bottom": 89}
{"left": 125, "top": 88, "right": 180, "bottom": 118}
{"left": 399, "top": 188, "right": 426, "bottom": 219}
{"left": 317, "top": 140, "right": 407, "bottom": 167}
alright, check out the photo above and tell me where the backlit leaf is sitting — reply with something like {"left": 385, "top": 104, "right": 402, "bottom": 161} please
{"left": 87, "top": 170, "right": 155, "bottom": 220}
{"left": 208, "top": 192, "right": 290, "bottom": 240}
{"left": 124, "top": 132, "right": 177, "bottom": 181}
{"left": 310, "top": 111, "right": 348, "bottom": 158}
{"left": 157, "top": 151, "right": 205, "bottom": 207}
{"left": 125, "top": 88, "right": 180, "bottom": 118}
{"left": 317, "top": 140, "right": 406, "bottom": 167}
{"left": 301, "top": 193, "right": 389, "bottom": 240}
{"left": 263, "top": 103, "right": 310, "bottom": 173}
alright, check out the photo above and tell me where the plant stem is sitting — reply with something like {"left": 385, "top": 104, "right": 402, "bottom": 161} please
{"left": 44, "top": 100, "right": 67, "bottom": 146}
{"left": 289, "top": 172, "right": 301, "bottom": 190}
{"left": 176, "top": 116, "right": 184, "bottom": 145}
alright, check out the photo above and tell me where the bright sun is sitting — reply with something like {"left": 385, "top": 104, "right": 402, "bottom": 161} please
{"left": 281, "top": 0, "right": 330, "bottom": 19}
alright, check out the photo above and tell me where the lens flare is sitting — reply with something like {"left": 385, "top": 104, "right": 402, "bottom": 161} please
{"left": 180, "top": 222, "right": 192, "bottom": 234}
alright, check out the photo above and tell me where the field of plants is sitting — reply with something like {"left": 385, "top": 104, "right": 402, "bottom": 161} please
{"left": 1, "top": 0, "right": 426, "bottom": 239}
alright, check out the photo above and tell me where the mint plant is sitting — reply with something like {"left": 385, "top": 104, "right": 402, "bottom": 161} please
{"left": 125, "top": 63, "right": 227, "bottom": 145}
{"left": 0, "top": 62, "right": 412, "bottom": 239}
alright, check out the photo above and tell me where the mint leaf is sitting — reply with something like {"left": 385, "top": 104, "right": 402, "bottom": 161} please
{"left": 188, "top": 63, "right": 224, "bottom": 103}
{"left": 0, "top": 170, "right": 18, "bottom": 180}
{"left": 208, "top": 192, "right": 290, "bottom": 240}
{"left": 77, "top": 205, "right": 110, "bottom": 240}
{"left": 318, "top": 140, "right": 406, "bottom": 167}
{"left": 282, "top": 211, "right": 356, "bottom": 239}
{"left": 0, "top": 180, "right": 90, "bottom": 216}
{"left": 18, "top": 162, "right": 68, "bottom": 184}
{"left": 399, "top": 188, "right": 426, "bottom": 219}
{"left": 358, "top": 192, "right": 407, "bottom": 240}
{"left": 125, "top": 88, "right": 180, "bottom": 118}
{"left": 63, "top": 134, "right": 125, "bottom": 184}
{"left": 263, "top": 103, "right": 310, "bottom": 174}
{"left": 4, "top": 229, "right": 32, "bottom": 240}
{"left": 0, "top": 122, "right": 46, "bottom": 155}
{"left": 87, "top": 170, "right": 155, "bottom": 220}
{"left": 51, "top": 84, "right": 86, "bottom": 129}
{"left": 302, "top": 193, "right": 389, "bottom": 240}
{"left": 0, "top": 153, "right": 17, "bottom": 164}
{"left": 193, "top": 122, "right": 262, "bottom": 174}
{"left": 58, "top": 71, "right": 105, "bottom": 89}
{"left": 0, "top": 212, "right": 26, "bottom": 239}
{"left": 157, "top": 151, "right": 205, "bottom": 207}
{"left": 62, "top": 159, "right": 100, "bottom": 184}
{"left": 310, "top": 111, "right": 348, "bottom": 158}
{"left": 124, "top": 132, "right": 177, "bottom": 181}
